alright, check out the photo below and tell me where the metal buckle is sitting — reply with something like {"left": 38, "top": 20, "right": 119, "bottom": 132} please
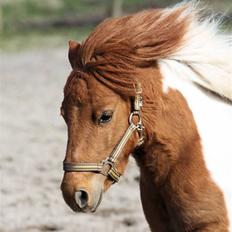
{"left": 129, "top": 111, "right": 144, "bottom": 146}
{"left": 137, "top": 123, "right": 145, "bottom": 146}
{"left": 100, "top": 159, "right": 114, "bottom": 176}
{"left": 100, "top": 159, "right": 120, "bottom": 182}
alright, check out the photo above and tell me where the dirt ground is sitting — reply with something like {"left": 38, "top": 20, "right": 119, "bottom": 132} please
{"left": 0, "top": 49, "right": 149, "bottom": 232}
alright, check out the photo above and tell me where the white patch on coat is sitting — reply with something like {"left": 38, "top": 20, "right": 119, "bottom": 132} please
{"left": 158, "top": 2, "right": 232, "bottom": 228}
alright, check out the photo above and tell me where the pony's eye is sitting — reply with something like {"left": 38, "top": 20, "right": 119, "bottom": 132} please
{"left": 99, "top": 111, "right": 113, "bottom": 124}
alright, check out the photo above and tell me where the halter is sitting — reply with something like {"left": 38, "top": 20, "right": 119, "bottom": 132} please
{"left": 63, "top": 83, "right": 145, "bottom": 183}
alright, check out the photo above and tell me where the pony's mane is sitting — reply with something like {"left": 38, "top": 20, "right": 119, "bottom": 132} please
{"left": 70, "top": 2, "right": 188, "bottom": 96}
{"left": 68, "top": 1, "right": 232, "bottom": 100}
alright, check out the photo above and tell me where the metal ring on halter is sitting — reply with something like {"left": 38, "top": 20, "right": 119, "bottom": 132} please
{"left": 129, "top": 111, "right": 142, "bottom": 127}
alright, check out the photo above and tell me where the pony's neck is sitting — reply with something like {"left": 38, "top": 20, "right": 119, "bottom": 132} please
{"left": 133, "top": 88, "right": 228, "bottom": 230}
{"left": 135, "top": 66, "right": 202, "bottom": 174}
{"left": 135, "top": 88, "right": 203, "bottom": 185}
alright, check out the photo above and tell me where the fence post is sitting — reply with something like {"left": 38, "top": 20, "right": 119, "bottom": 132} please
{"left": 111, "top": 0, "right": 123, "bottom": 18}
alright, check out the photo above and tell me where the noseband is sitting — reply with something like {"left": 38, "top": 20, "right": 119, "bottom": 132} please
{"left": 63, "top": 83, "right": 145, "bottom": 183}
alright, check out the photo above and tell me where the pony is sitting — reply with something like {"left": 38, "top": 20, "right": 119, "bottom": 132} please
{"left": 60, "top": 2, "right": 232, "bottom": 231}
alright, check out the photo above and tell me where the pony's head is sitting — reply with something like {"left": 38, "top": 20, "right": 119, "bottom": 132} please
{"left": 60, "top": 5, "right": 190, "bottom": 212}
{"left": 60, "top": 62, "right": 140, "bottom": 212}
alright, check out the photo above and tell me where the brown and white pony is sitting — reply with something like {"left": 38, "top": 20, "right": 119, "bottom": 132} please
{"left": 60, "top": 2, "right": 232, "bottom": 231}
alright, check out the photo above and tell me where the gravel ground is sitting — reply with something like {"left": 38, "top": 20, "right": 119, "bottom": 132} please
{"left": 0, "top": 49, "right": 149, "bottom": 232}
{"left": 1, "top": 47, "right": 232, "bottom": 232}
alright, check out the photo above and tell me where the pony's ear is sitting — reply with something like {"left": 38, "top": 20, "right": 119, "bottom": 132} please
{"left": 68, "top": 40, "right": 80, "bottom": 69}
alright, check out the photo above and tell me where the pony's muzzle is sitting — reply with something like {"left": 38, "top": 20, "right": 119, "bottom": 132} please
{"left": 61, "top": 172, "right": 106, "bottom": 213}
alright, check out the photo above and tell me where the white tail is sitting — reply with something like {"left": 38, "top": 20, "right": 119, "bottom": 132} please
{"left": 159, "top": 1, "right": 232, "bottom": 101}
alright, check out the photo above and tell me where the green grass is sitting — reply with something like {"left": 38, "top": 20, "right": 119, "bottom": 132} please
{"left": 0, "top": 0, "right": 231, "bottom": 52}
{"left": 0, "top": 0, "right": 101, "bottom": 52}
{"left": 0, "top": 27, "right": 93, "bottom": 52}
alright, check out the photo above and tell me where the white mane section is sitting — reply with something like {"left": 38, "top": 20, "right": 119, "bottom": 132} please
{"left": 159, "top": 1, "right": 232, "bottom": 100}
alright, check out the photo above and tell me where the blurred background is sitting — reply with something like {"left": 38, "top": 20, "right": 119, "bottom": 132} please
{"left": 0, "top": 1, "right": 231, "bottom": 232}
{"left": 0, "top": 0, "right": 232, "bottom": 51}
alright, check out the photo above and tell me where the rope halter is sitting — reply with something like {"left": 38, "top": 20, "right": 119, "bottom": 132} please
{"left": 63, "top": 83, "right": 145, "bottom": 183}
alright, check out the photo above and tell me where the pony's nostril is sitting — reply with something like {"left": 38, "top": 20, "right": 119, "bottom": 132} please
{"left": 75, "top": 190, "right": 89, "bottom": 209}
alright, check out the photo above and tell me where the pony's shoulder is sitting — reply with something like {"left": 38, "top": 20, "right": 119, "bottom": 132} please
{"left": 171, "top": 80, "right": 232, "bottom": 228}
